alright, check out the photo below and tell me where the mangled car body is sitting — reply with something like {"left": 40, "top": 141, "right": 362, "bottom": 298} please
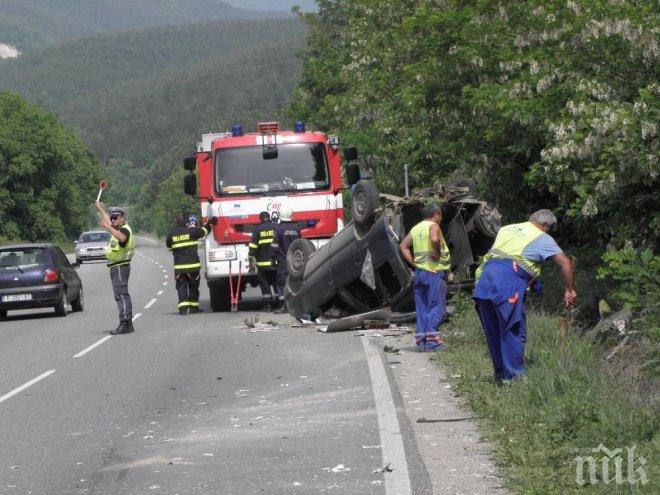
{"left": 284, "top": 180, "right": 501, "bottom": 319}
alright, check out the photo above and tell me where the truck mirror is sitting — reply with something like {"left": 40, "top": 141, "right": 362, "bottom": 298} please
{"left": 343, "top": 147, "right": 358, "bottom": 162}
{"left": 183, "top": 156, "right": 196, "bottom": 171}
{"left": 346, "top": 162, "right": 360, "bottom": 187}
{"left": 183, "top": 173, "right": 197, "bottom": 196}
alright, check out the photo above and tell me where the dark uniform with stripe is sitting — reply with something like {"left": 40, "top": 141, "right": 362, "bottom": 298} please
{"left": 271, "top": 221, "right": 302, "bottom": 303}
{"left": 248, "top": 218, "right": 277, "bottom": 306}
{"left": 166, "top": 221, "right": 211, "bottom": 311}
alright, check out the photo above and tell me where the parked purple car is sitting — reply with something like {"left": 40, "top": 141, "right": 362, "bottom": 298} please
{"left": 0, "top": 244, "right": 83, "bottom": 318}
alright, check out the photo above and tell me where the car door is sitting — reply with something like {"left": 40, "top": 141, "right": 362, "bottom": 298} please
{"left": 52, "top": 247, "right": 80, "bottom": 300}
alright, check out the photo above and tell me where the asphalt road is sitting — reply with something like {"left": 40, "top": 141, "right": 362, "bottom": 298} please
{"left": 0, "top": 236, "right": 434, "bottom": 495}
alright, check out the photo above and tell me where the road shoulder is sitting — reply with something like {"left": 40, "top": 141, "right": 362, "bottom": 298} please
{"left": 378, "top": 332, "right": 507, "bottom": 494}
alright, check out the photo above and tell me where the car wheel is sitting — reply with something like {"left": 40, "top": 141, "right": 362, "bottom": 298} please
{"left": 71, "top": 286, "right": 84, "bottom": 312}
{"left": 0, "top": 309, "right": 7, "bottom": 318}
{"left": 473, "top": 205, "right": 500, "bottom": 237}
{"left": 76, "top": 257, "right": 82, "bottom": 265}
{"left": 351, "top": 180, "right": 379, "bottom": 234}
{"left": 54, "top": 290, "right": 68, "bottom": 316}
{"left": 287, "top": 239, "right": 316, "bottom": 281}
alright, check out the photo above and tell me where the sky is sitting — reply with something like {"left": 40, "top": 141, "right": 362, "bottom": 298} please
{"left": 225, "top": 0, "right": 318, "bottom": 12}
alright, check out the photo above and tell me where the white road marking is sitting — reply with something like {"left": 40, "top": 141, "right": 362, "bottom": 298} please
{"left": 157, "top": 290, "right": 164, "bottom": 295}
{"left": 163, "top": 282, "right": 168, "bottom": 286}
{"left": 0, "top": 370, "right": 56, "bottom": 405}
{"left": 74, "top": 336, "right": 112, "bottom": 358}
{"left": 361, "top": 337, "right": 412, "bottom": 495}
{"left": 144, "top": 299, "right": 157, "bottom": 309}
{"left": 162, "top": 269, "right": 167, "bottom": 273}
{"left": 132, "top": 313, "right": 142, "bottom": 321}
{"left": 158, "top": 265, "right": 163, "bottom": 268}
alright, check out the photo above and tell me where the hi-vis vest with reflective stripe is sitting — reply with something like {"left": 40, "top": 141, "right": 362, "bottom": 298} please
{"left": 411, "top": 220, "right": 450, "bottom": 272}
{"left": 476, "top": 221, "right": 544, "bottom": 280}
{"left": 106, "top": 224, "right": 134, "bottom": 267}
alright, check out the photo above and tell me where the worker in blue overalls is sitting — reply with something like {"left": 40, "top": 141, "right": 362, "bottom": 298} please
{"left": 473, "top": 209, "right": 576, "bottom": 382}
{"left": 399, "top": 204, "right": 451, "bottom": 351}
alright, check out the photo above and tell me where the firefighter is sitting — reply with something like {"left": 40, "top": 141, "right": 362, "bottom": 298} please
{"left": 95, "top": 202, "right": 135, "bottom": 334}
{"left": 473, "top": 209, "right": 576, "bottom": 382}
{"left": 399, "top": 204, "right": 451, "bottom": 351}
{"left": 248, "top": 211, "right": 277, "bottom": 310}
{"left": 271, "top": 205, "right": 301, "bottom": 313}
{"left": 166, "top": 213, "right": 213, "bottom": 315}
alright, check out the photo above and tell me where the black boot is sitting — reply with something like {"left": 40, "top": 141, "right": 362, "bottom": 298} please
{"left": 179, "top": 307, "right": 188, "bottom": 315}
{"left": 189, "top": 307, "right": 203, "bottom": 314}
{"left": 110, "top": 321, "right": 134, "bottom": 335}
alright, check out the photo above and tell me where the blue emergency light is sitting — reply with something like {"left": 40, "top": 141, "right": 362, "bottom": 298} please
{"left": 231, "top": 124, "right": 243, "bottom": 137}
{"left": 294, "top": 121, "right": 306, "bottom": 133}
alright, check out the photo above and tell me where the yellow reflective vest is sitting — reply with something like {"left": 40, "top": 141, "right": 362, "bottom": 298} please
{"left": 410, "top": 219, "right": 450, "bottom": 272}
{"left": 106, "top": 224, "right": 134, "bottom": 267}
{"left": 476, "top": 222, "right": 544, "bottom": 280}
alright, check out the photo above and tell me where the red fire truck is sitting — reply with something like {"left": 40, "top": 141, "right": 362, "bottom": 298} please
{"left": 183, "top": 121, "right": 346, "bottom": 311}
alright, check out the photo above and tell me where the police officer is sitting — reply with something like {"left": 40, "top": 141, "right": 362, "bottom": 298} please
{"left": 95, "top": 202, "right": 135, "bottom": 335}
{"left": 166, "top": 213, "right": 213, "bottom": 315}
{"left": 399, "top": 204, "right": 451, "bottom": 351}
{"left": 271, "top": 205, "right": 301, "bottom": 313}
{"left": 248, "top": 211, "right": 277, "bottom": 310}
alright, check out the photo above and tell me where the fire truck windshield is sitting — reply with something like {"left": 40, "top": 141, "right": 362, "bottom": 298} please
{"left": 214, "top": 143, "right": 329, "bottom": 195}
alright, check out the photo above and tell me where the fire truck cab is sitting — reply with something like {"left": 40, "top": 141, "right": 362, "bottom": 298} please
{"left": 183, "top": 122, "right": 345, "bottom": 311}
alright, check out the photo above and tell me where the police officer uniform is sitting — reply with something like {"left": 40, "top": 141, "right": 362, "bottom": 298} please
{"left": 166, "top": 214, "right": 211, "bottom": 315}
{"left": 271, "top": 206, "right": 301, "bottom": 312}
{"left": 105, "top": 208, "right": 135, "bottom": 334}
{"left": 248, "top": 212, "right": 277, "bottom": 309}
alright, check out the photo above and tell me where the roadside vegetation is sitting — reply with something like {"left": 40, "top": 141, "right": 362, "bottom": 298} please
{"left": 287, "top": 1, "right": 658, "bottom": 492}
{"left": 437, "top": 293, "right": 658, "bottom": 494}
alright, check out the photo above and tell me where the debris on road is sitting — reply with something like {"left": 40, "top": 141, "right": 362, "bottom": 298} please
{"left": 372, "top": 462, "right": 394, "bottom": 473}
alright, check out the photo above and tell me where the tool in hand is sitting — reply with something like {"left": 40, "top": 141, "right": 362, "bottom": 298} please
{"left": 557, "top": 255, "right": 577, "bottom": 348}
{"left": 96, "top": 180, "right": 107, "bottom": 202}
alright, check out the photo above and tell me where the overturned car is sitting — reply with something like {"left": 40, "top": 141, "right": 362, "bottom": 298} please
{"left": 284, "top": 176, "right": 501, "bottom": 320}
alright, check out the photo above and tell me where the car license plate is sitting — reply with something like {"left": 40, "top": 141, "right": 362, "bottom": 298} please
{"left": 2, "top": 293, "right": 32, "bottom": 302}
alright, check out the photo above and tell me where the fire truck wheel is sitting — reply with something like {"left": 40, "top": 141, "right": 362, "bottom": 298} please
{"left": 351, "top": 180, "right": 379, "bottom": 234}
{"left": 209, "top": 279, "right": 231, "bottom": 312}
{"left": 287, "top": 239, "right": 316, "bottom": 281}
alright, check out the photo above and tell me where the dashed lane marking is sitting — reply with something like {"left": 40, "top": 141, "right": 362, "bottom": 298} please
{"left": 0, "top": 370, "right": 57, "bottom": 405}
{"left": 132, "top": 313, "right": 142, "bottom": 321}
{"left": 144, "top": 299, "right": 157, "bottom": 309}
{"left": 157, "top": 290, "right": 164, "bottom": 296}
{"left": 163, "top": 282, "right": 168, "bottom": 286}
{"left": 74, "top": 336, "right": 112, "bottom": 358}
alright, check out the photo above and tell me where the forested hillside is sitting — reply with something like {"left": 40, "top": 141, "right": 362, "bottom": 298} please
{"left": 0, "top": 0, "right": 285, "bottom": 51}
{"left": 0, "top": 93, "right": 101, "bottom": 242}
{"left": 0, "top": 16, "right": 307, "bottom": 237}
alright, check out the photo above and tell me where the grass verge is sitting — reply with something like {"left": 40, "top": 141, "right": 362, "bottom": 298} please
{"left": 431, "top": 294, "right": 659, "bottom": 494}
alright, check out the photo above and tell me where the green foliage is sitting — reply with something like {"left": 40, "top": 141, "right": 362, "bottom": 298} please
{"left": 151, "top": 168, "right": 199, "bottom": 238}
{"left": 287, "top": 0, "right": 659, "bottom": 251}
{"left": 598, "top": 246, "right": 660, "bottom": 311}
{"left": 0, "top": 92, "right": 101, "bottom": 242}
{"left": 439, "top": 293, "right": 659, "bottom": 494}
{"left": 0, "top": 17, "right": 308, "bottom": 235}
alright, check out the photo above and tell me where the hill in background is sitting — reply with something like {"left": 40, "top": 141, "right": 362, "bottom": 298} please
{"left": 224, "top": 0, "right": 318, "bottom": 11}
{"left": 0, "top": 0, "right": 290, "bottom": 51}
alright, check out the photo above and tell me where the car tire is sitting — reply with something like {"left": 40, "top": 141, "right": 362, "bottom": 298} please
{"left": 71, "top": 286, "right": 84, "bottom": 312}
{"left": 54, "top": 290, "right": 68, "bottom": 317}
{"left": 209, "top": 279, "right": 231, "bottom": 312}
{"left": 473, "top": 205, "right": 500, "bottom": 237}
{"left": 351, "top": 180, "right": 379, "bottom": 233}
{"left": 0, "top": 309, "right": 7, "bottom": 318}
{"left": 287, "top": 239, "right": 316, "bottom": 281}
{"left": 76, "top": 257, "right": 82, "bottom": 265}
